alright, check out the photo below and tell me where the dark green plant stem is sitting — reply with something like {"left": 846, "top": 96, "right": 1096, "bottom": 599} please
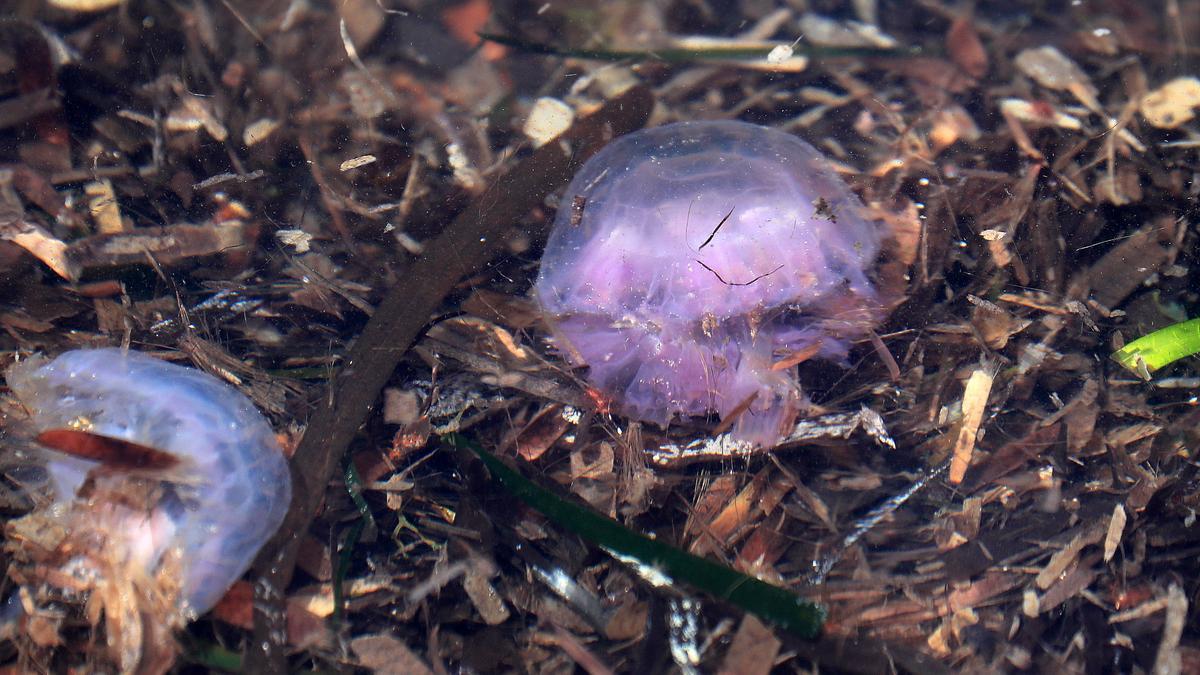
{"left": 447, "top": 433, "right": 825, "bottom": 638}
{"left": 333, "top": 460, "right": 374, "bottom": 624}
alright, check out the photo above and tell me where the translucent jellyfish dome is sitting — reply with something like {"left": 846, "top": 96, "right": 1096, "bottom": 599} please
{"left": 535, "top": 120, "right": 884, "bottom": 447}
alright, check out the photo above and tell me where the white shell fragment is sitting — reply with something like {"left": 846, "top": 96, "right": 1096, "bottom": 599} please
{"left": 766, "top": 44, "right": 795, "bottom": 64}
{"left": 523, "top": 97, "right": 575, "bottom": 148}
{"left": 276, "top": 228, "right": 314, "bottom": 253}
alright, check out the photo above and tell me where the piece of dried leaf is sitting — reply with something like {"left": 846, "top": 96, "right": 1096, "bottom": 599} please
{"left": 1014, "top": 45, "right": 1101, "bottom": 113}
{"left": 929, "top": 104, "right": 981, "bottom": 152}
{"left": 946, "top": 15, "right": 988, "bottom": 78}
{"left": 1139, "top": 77, "right": 1200, "bottom": 129}
{"left": 166, "top": 94, "right": 228, "bottom": 141}
{"left": 507, "top": 405, "right": 568, "bottom": 462}
{"left": 1094, "top": 166, "right": 1143, "bottom": 205}
{"left": 442, "top": 0, "right": 505, "bottom": 60}
{"left": 351, "top": 634, "right": 436, "bottom": 675}
{"left": 718, "top": 614, "right": 780, "bottom": 675}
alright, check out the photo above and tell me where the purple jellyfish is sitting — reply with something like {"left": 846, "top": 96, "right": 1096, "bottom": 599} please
{"left": 536, "top": 120, "right": 885, "bottom": 447}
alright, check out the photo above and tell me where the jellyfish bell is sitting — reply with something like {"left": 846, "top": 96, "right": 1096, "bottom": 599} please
{"left": 535, "top": 120, "right": 887, "bottom": 446}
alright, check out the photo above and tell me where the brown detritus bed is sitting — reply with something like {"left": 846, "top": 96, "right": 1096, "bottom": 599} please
{"left": 2, "top": 1, "right": 1200, "bottom": 673}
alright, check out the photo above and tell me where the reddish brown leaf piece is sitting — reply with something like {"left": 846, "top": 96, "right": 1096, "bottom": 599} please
{"left": 946, "top": 15, "right": 988, "bottom": 78}
{"left": 36, "top": 429, "right": 181, "bottom": 471}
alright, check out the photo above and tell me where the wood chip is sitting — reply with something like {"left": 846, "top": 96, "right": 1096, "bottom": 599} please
{"left": 1038, "top": 555, "right": 1098, "bottom": 613}
{"left": 549, "top": 625, "right": 615, "bottom": 675}
{"left": 0, "top": 217, "right": 76, "bottom": 281}
{"left": 1022, "top": 588, "right": 1039, "bottom": 617}
{"left": 717, "top": 614, "right": 780, "bottom": 675}
{"left": 1152, "top": 584, "right": 1187, "bottom": 675}
{"left": 242, "top": 118, "right": 280, "bottom": 146}
{"left": 652, "top": 408, "right": 893, "bottom": 466}
{"left": 1102, "top": 503, "right": 1127, "bottom": 562}
{"left": 351, "top": 634, "right": 435, "bottom": 675}
{"left": 291, "top": 576, "right": 393, "bottom": 617}
{"left": 1074, "top": 216, "right": 1176, "bottom": 309}
{"left": 67, "top": 221, "right": 255, "bottom": 271}
{"left": 462, "top": 561, "right": 510, "bottom": 625}
{"left": 1036, "top": 521, "right": 1105, "bottom": 590}
{"left": 669, "top": 36, "right": 808, "bottom": 72}
{"left": 690, "top": 469, "right": 771, "bottom": 556}
{"left": 340, "top": 154, "right": 378, "bottom": 171}
{"left": 797, "top": 13, "right": 897, "bottom": 48}
{"left": 949, "top": 365, "right": 995, "bottom": 484}
{"left": 512, "top": 405, "right": 571, "bottom": 462}
{"left": 85, "top": 179, "right": 125, "bottom": 234}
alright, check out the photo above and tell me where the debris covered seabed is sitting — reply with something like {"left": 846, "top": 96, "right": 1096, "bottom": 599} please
{"left": 2, "top": 1, "right": 1200, "bottom": 673}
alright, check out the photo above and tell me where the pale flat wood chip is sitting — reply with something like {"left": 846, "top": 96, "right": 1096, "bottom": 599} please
{"left": 950, "top": 365, "right": 995, "bottom": 484}
{"left": 0, "top": 218, "right": 77, "bottom": 281}
{"left": 1036, "top": 521, "right": 1105, "bottom": 590}
{"left": 67, "top": 221, "right": 254, "bottom": 271}
{"left": 1103, "top": 503, "right": 1127, "bottom": 563}
{"left": 1074, "top": 216, "right": 1177, "bottom": 309}
{"left": 1152, "top": 584, "right": 1187, "bottom": 675}
{"left": 462, "top": 562, "right": 511, "bottom": 625}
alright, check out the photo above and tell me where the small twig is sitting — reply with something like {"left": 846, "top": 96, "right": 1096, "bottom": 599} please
{"left": 696, "top": 259, "right": 783, "bottom": 286}
{"left": 697, "top": 206, "right": 734, "bottom": 250}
